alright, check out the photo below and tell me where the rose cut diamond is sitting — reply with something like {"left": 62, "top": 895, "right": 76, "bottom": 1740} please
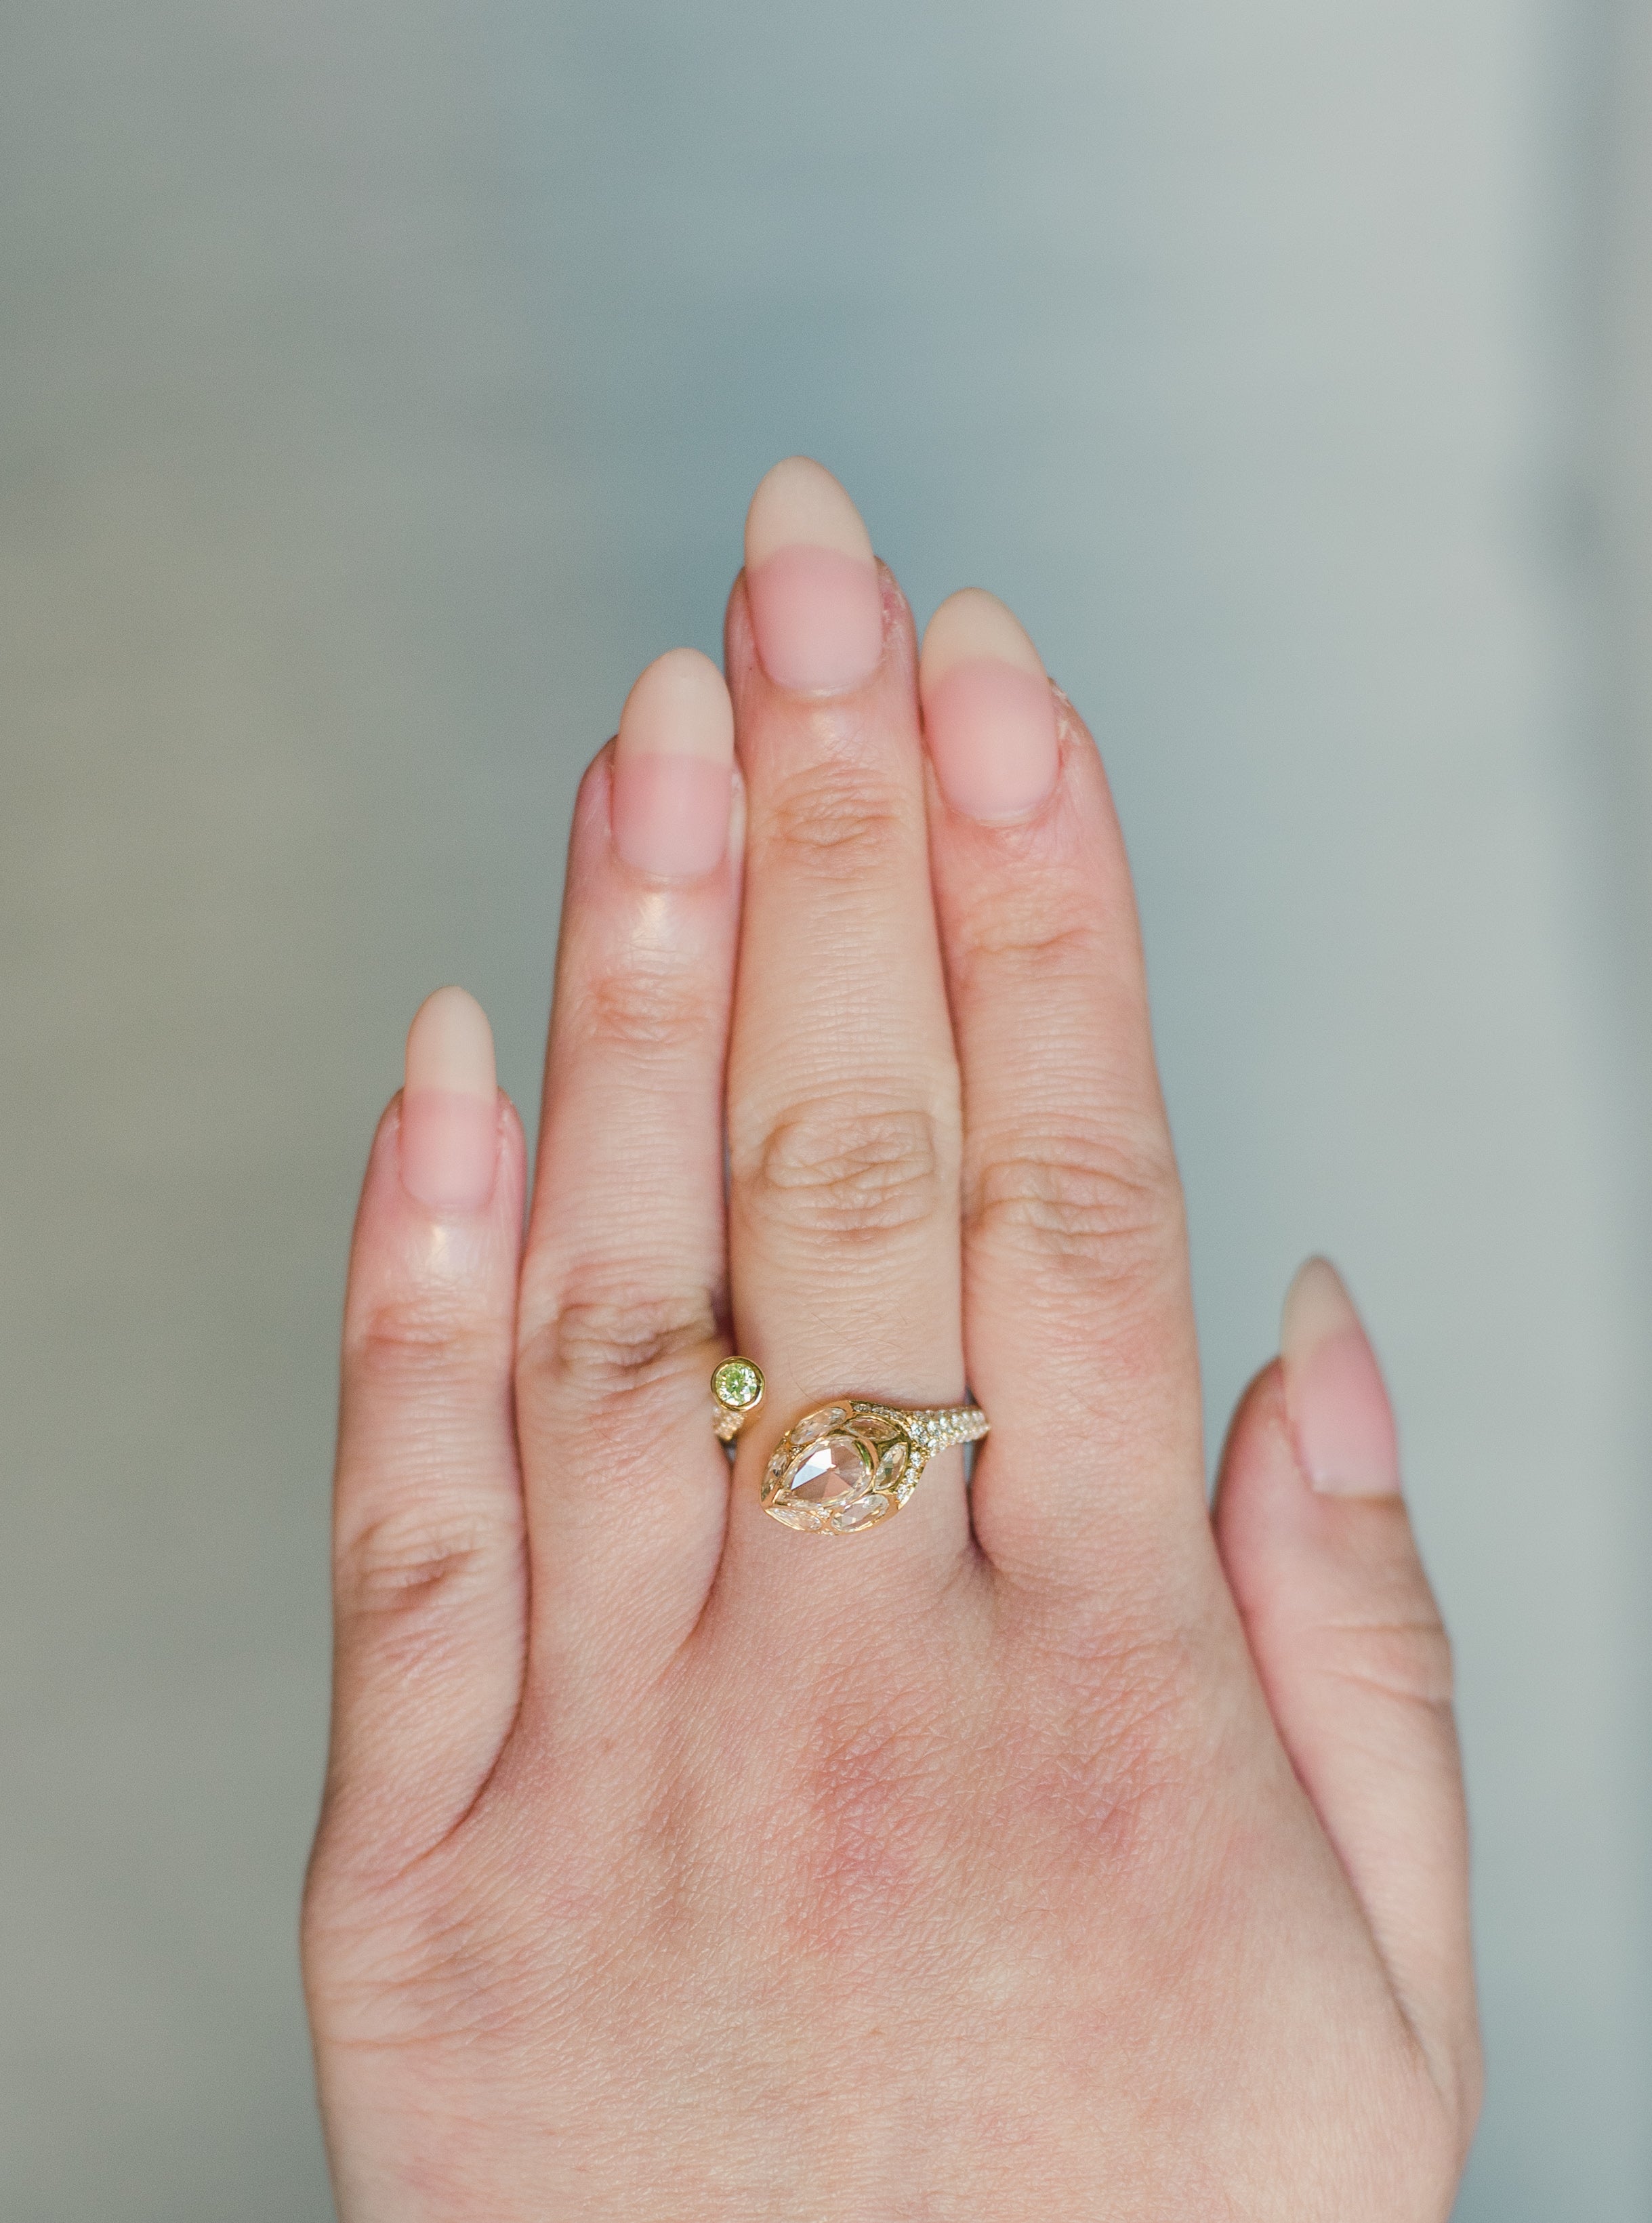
{"left": 760, "top": 1402, "right": 934, "bottom": 1535}
{"left": 786, "top": 1435, "right": 871, "bottom": 1503}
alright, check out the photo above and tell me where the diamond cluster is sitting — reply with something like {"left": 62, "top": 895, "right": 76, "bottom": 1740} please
{"left": 759, "top": 1399, "right": 987, "bottom": 1537}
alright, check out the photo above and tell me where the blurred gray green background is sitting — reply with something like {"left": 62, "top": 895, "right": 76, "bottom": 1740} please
{"left": 3, "top": 2, "right": 1650, "bottom": 2215}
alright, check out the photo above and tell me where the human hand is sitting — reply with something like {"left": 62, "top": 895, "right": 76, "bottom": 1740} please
{"left": 302, "top": 459, "right": 1479, "bottom": 2219}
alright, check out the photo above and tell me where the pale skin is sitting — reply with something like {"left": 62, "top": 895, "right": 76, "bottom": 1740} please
{"left": 302, "top": 459, "right": 1481, "bottom": 2219}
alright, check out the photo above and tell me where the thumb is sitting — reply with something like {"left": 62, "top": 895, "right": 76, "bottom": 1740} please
{"left": 1214, "top": 1258, "right": 1481, "bottom": 2135}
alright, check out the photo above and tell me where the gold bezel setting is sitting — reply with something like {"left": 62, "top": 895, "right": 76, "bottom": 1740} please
{"left": 756, "top": 1396, "right": 989, "bottom": 1537}
{"left": 711, "top": 1358, "right": 765, "bottom": 1442}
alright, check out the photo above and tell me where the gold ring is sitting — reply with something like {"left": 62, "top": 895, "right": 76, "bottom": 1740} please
{"left": 711, "top": 1358, "right": 989, "bottom": 1537}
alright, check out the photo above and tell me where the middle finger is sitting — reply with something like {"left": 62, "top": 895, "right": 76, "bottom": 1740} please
{"left": 719, "top": 459, "right": 970, "bottom": 1595}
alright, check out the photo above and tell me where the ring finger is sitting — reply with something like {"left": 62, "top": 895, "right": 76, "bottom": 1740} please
{"left": 718, "top": 459, "right": 970, "bottom": 1599}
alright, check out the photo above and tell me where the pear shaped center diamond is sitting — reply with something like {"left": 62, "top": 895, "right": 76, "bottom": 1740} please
{"left": 762, "top": 1405, "right": 916, "bottom": 1535}
{"left": 787, "top": 1435, "right": 871, "bottom": 1503}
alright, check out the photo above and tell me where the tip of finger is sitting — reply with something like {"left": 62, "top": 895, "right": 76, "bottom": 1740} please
{"left": 405, "top": 986, "right": 497, "bottom": 1096}
{"left": 617, "top": 648, "right": 735, "bottom": 766}
{"left": 744, "top": 455, "right": 874, "bottom": 570}
{"left": 918, "top": 590, "right": 1058, "bottom": 825}
{"left": 920, "top": 588, "right": 1046, "bottom": 691}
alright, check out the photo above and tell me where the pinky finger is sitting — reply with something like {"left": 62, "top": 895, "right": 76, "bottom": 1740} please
{"left": 1214, "top": 1259, "right": 1481, "bottom": 2136}
{"left": 315, "top": 987, "right": 528, "bottom": 1877}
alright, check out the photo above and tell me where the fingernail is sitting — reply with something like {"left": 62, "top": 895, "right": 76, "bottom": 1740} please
{"left": 400, "top": 986, "right": 499, "bottom": 1214}
{"left": 611, "top": 647, "right": 735, "bottom": 877}
{"left": 920, "top": 589, "right": 1060, "bottom": 823}
{"left": 1280, "top": 1257, "right": 1402, "bottom": 1497}
{"left": 744, "top": 455, "right": 884, "bottom": 692}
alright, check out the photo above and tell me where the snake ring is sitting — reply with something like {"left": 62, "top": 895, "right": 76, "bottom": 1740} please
{"left": 711, "top": 1358, "right": 989, "bottom": 1537}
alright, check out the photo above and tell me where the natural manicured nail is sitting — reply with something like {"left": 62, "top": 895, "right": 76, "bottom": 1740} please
{"left": 1281, "top": 1257, "right": 1402, "bottom": 1497}
{"left": 400, "top": 986, "right": 499, "bottom": 1215}
{"left": 611, "top": 648, "right": 735, "bottom": 877}
{"left": 920, "top": 589, "right": 1060, "bottom": 823}
{"left": 744, "top": 456, "right": 884, "bottom": 692}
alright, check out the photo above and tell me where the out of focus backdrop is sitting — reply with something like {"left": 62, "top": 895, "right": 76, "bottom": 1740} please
{"left": 3, "top": 3, "right": 1650, "bottom": 2215}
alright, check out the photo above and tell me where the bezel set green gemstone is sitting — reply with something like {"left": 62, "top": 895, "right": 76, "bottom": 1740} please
{"left": 711, "top": 1358, "right": 764, "bottom": 1411}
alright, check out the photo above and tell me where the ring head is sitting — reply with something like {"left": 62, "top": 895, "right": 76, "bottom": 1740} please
{"left": 762, "top": 1404, "right": 922, "bottom": 1536}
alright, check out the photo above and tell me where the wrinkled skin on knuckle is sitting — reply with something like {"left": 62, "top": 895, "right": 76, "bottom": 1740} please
{"left": 307, "top": 1712, "right": 675, "bottom": 2060}
{"left": 759, "top": 754, "right": 912, "bottom": 873}
{"left": 335, "top": 1505, "right": 506, "bottom": 1621}
{"left": 518, "top": 1281, "right": 720, "bottom": 1403}
{"left": 574, "top": 952, "right": 723, "bottom": 1055}
{"left": 743, "top": 1094, "right": 953, "bottom": 1245}
{"left": 954, "top": 905, "right": 1109, "bottom": 991}
{"left": 304, "top": 1828, "right": 544, "bottom": 2057}
{"left": 966, "top": 1121, "right": 1182, "bottom": 1286}
{"left": 1313, "top": 1611, "right": 1456, "bottom": 1715}
{"left": 1308, "top": 1503, "right": 1458, "bottom": 1716}
{"left": 349, "top": 1292, "right": 512, "bottom": 1396}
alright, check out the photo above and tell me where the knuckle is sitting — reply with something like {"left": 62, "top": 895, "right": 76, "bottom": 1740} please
{"left": 966, "top": 1123, "right": 1180, "bottom": 1280}
{"left": 957, "top": 903, "right": 1104, "bottom": 986}
{"left": 303, "top": 1846, "right": 522, "bottom": 2050}
{"left": 575, "top": 953, "right": 722, "bottom": 1054}
{"left": 745, "top": 1094, "right": 950, "bottom": 1243}
{"left": 348, "top": 1295, "right": 510, "bottom": 1394}
{"left": 762, "top": 761, "right": 909, "bottom": 873}
{"left": 518, "top": 1281, "right": 719, "bottom": 1402}
{"left": 1318, "top": 1610, "right": 1456, "bottom": 1713}
{"left": 336, "top": 1506, "right": 506, "bottom": 1619}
